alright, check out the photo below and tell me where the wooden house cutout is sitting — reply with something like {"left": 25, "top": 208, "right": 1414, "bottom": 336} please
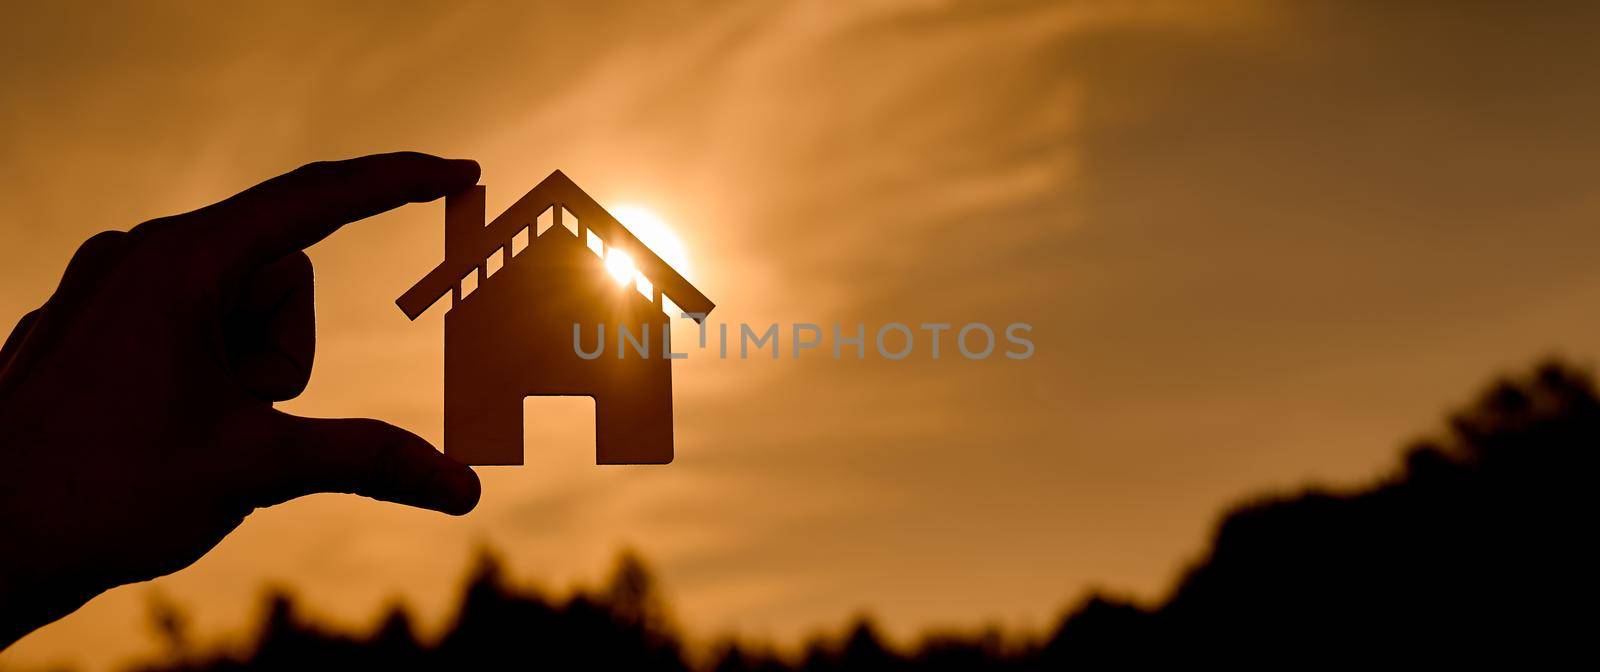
{"left": 397, "top": 170, "right": 714, "bottom": 465}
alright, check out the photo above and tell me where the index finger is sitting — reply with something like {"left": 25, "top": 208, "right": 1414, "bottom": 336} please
{"left": 185, "top": 152, "right": 479, "bottom": 273}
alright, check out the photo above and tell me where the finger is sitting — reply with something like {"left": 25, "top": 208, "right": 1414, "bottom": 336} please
{"left": 0, "top": 308, "right": 39, "bottom": 365}
{"left": 0, "top": 309, "right": 42, "bottom": 393}
{"left": 189, "top": 152, "right": 479, "bottom": 275}
{"left": 46, "top": 230, "right": 132, "bottom": 313}
{"left": 247, "top": 411, "right": 479, "bottom": 515}
{"left": 225, "top": 251, "right": 315, "bottom": 401}
{"left": 0, "top": 232, "right": 130, "bottom": 395}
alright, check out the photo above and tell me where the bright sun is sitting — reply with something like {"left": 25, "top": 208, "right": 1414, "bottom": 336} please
{"left": 607, "top": 204, "right": 692, "bottom": 287}
{"left": 603, "top": 247, "right": 636, "bottom": 286}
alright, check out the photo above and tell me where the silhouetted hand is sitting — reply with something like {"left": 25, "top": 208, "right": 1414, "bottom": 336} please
{"left": 0, "top": 152, "right": 482, "bottom": 648}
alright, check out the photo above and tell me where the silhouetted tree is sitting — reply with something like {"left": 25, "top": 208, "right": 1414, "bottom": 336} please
{"left": 709, "top": 641, "right": 791, "bottom": 672}
{"left": 128, "top": 361, "right": 1600, "bottom": 670}
{"left": 1049, "top": 359, "right": 1600, "bottom": 665}
{"left": 910, "top": 628, "right": 1014, "bottom": 672}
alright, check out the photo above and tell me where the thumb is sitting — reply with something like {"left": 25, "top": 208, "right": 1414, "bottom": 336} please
{"left": 250, "top": 411, "right": 480, "bottom": 515}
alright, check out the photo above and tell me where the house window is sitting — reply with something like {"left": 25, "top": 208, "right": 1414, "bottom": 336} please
{"left": 486, "top": 247, "right": 505, "bottom": 277}
{"left": 535, "top": 206, "right": 554, "bottom": 236}
{"left": 560, "top": 206, "right": 579, "bottom": 236}
{"left": 634, "top": 272, "right": 652, "bottom": 300}
{"left": 512, "top": 225, "right": 530, "bottom": 255}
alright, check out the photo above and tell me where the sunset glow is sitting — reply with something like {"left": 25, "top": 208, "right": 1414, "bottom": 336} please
{"left": 610, "top": 205, "right": 692, "bottom": 279}
{"left": 603, "top": 247, "right": 636, "bottom": 286}
{"left": 9, "top": 2, "right": 1595, "bottom": 669}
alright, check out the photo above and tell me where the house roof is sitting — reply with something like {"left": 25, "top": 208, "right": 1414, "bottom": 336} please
{"left": 396, "top": 170, "right": 715, "bottom": 322}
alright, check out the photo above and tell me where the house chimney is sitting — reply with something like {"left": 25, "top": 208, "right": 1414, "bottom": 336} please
{"left": 445, "top": 185, "right": 486, "bottom": 271}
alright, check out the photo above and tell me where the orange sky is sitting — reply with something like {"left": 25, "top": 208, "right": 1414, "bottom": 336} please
{"left": 6, "top": 1, "right": 1600, "bottom": 669}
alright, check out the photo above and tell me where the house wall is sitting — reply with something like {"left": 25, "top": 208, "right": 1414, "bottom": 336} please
{"left": 442, "top": 224, "right": 675, "bottom": 465}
